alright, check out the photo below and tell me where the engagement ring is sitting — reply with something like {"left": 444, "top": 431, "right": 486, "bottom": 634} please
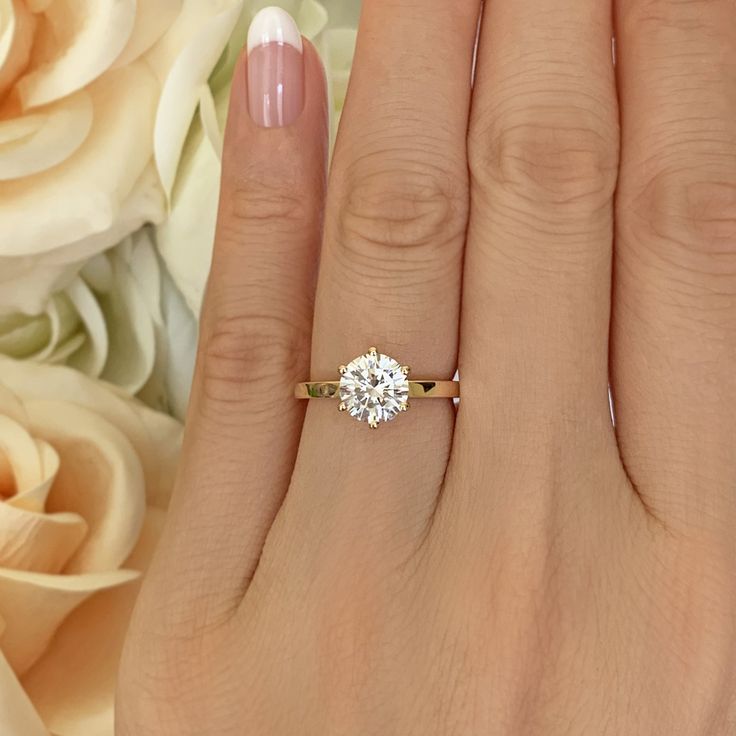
{"left": 295, "top": 347, "right": 460, "bottom": 429}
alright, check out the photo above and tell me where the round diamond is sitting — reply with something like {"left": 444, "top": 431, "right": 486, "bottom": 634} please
{"left": 339, "top": 350, "right": 409, "bottom": 427}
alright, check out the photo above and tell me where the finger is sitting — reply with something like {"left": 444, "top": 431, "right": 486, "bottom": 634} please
{"left": 612, "top": 0, "right": 736, "bottom": 535}
{"left": 448, "top": 1, "right": 622, "bottom": 519}
{"left": 315, "top": 0, "right": 480, "bottom": 376}
{"left": 142, "top": 12, "right": 328, "bottom": 618}
{"left": 273, "top": 2, "right": 481, "bottom": 546}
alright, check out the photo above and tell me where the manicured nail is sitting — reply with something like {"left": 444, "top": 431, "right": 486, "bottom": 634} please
{"left": 247, "top": 7, "right": 304, "bottom": 128}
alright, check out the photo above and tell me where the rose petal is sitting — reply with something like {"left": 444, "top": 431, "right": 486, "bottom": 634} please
{"left": 0, "top": 259, "right": 79, "bottom": 317}
{"left": 25, "top": 0, "right": 52, "bottom": 12}
{"left": 63, "top": 278, "right": 108, "bottom": 379}
{"left": 6, "top": 440, "right": 59, "bottom": 513}
{"left": 126, "top": 231, "right": 163, "bottom": 325}
{"left": 197, "top": 84, "right": 222, "bottom": 159}
{"left": 0, "top": 566, "right": 138, "bottom": 675}
{"left": 25, "top": 294, "right": 79, "bottom": 362}
{"left": 157, "top": 110, "right": 220, "bottom": 315}
{"left": 45, "top": 331, "right": 86, "bottom": 365}
{"left": 0, "top": 415, "right": 44, "bottom": 495}
{"left": 97, "top": 273, "right": 157, "bottom": 395}
{"left": 0, "top": 63, "right": 159, "bottom": 258}
{"left": 0, "top": 650, "right": 48, "bottom": 736}
{"left": 21, "top": 507, "right": 166, "bottom": 736}
{"left": 24, "top": 400, "right": 146, "bottom": 574}
{"left": 0, "top": 358, "right": 182, "bottom": 511}
{"left": 0, "top": 0, "right": 35, "bottom": 97}
{"left": 0, "top": 0, "right": 16, "bottom": 69}
{"left": 0, "top": 313, "right": 51, "bottom": 359}
{"left": 0, "top": 295, "right": 83, "bottom": 366}
{"left": 78, "top": 253, "right": 113, "bottom": 294}
{"left": 153, "top": 0, "right": 243, "bottom": 200}
{"left": 119, "top": 230, "right": 196, "bottom": 415}
{"left": 145, "top": 0, "right": 244, "bottom": 83}
{"left": 0, "top": 503, "right": 87, "bottom": 573}
{"left": 142, "top": 255, "right": 197, "bottom": 421}
{"left": 112, "top": 0, "right": 182, "bottom": 69}
{"left": 0, "top": 158, "right": 167, "bottom": 315}
{"left": 0, "top": 91, "right": 94, "bottom": 180}
{"left": 16, "top": 0, "right": 137, "bottom": 109}
{"left": 137, "top": 262, "right": 198, "bottom": 419}
{"left": 0, "top": 384, "right": 26, "bottom": 424}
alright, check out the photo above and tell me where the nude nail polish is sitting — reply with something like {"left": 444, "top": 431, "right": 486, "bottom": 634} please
{"left": 247, "top": 7, "right": 305, "bottom": 128}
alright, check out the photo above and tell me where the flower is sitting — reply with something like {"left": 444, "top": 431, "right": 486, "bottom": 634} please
{"left": 0, "top": 0, "right": 245, "bottom": 316}
{"left": 157, "top": 0, "right": 360, "bottom": 315}
{"left": 0, "top": 229, "right": 198, "bottom": 420}
{"left": 0, "top": 356, "right": 182, "bottom": 735}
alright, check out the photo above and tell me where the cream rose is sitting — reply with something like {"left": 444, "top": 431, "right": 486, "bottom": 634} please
{"left": 0, "top": 357, "right": 182, "bottom": 735}
{"left": 0, "top": 0, "right": 244, "bottom": 315}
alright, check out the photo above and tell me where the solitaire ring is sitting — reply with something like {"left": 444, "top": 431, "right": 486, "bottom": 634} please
{"left": 295, "top": 347, "right": 460, "bottom": 429}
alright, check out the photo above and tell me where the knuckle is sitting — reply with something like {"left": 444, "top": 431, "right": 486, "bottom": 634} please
{"left": 628, "top": 163, "right": 736, "bottom": 263}
{"left": 334, "top": 161, "right": 467, "bottom": 257}
{"left": 470, "top": 108, "right": 618, "bottom": 209}
{"left": 220, "top": 167, "right": 310, "bottom": 238}
{"left": 198, "top": 301, "right": 309, "bottom": 410}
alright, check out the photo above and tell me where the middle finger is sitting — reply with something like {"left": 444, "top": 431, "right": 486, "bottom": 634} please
{"left": 448, "top": 0, "right": 622, "bottom": 534}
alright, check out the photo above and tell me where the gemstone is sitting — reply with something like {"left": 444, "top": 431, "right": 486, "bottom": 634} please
{"left": 339, "top": 350, "right": 409, "bottom": 427}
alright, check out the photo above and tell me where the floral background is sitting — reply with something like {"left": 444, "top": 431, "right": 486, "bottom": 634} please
{"left": 0, "top": 1, "right": 359, "bottom": 733}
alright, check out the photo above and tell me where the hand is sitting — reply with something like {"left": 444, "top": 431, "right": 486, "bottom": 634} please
{"left": 116, "top": 1, "right": 736, "bottom": 734}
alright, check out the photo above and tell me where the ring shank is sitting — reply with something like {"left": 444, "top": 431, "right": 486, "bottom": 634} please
{"left": 295, "top": 381, "right": 460, "bottom": 399}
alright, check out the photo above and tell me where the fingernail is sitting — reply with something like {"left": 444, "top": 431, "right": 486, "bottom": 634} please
{"left": 247, "top": 7, "right": 304, "bottom": 128}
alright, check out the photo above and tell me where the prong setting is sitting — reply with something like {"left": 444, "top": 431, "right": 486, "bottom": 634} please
{"left": 337, "top": 348, "right": 410, "bottom": 429}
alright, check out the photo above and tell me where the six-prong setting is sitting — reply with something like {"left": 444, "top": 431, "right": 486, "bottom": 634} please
{"left": 338, "top": 348, "right": 411, "bottom": 428}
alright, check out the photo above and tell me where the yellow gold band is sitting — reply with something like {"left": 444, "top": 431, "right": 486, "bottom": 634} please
{"left": 295, "top": 380, "right": 459, "bottom": 400}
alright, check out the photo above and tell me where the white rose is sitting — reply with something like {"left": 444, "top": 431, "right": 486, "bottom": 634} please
{"left": 0, "top": 357, "right": 182, "bottom": 735}
{"left": 0, "top": 0, "right": 245, "bottom": 315}
{"left": 157, "top": 0, "right": 360, "bottom": 315}
{"left": 0, "top": 229, "right": 197, "bottom": 420}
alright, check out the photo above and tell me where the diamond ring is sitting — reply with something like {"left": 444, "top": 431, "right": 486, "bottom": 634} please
{"left": 294, "top": 347, "right": 460, "bottom": 429}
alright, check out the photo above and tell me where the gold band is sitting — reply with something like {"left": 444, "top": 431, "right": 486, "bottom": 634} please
{"left": 295, "top": 380, "right": 459, "bottom": 400}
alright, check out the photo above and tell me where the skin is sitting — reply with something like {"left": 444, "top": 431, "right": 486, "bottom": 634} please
{"left": 116, "top": 0, "right": 736, "bottom": 734}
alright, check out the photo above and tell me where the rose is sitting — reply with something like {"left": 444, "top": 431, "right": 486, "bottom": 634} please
{"left": 0, "top": 0, "right": 244, "bottom": 316}
{"left": 0, "top": 356, "right": 182, "bottom": 735}
{"left": 157, "top": 0, "right": 360, "bottom": 314}
{"left": 0, "top": 229, "right": 198, "bottom": 420}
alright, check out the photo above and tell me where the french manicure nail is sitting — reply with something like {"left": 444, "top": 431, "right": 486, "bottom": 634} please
{"left": 247, "top": 7, "right": 305, "bottom": 128}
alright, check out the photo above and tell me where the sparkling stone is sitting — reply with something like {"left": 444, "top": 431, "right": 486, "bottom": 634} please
{"left": 339, "top": 350, "right": 409, "bottom": 426}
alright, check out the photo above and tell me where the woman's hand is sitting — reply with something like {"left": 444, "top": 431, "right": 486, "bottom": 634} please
{"left": 116, "top": 1, "right": 736, "bottom": 734}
